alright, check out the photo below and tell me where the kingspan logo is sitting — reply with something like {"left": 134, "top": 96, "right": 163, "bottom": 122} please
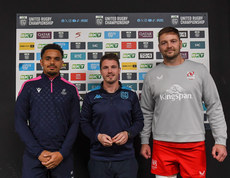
{"left": 140, "top": 63, "right": 153, "bottom": 69}
{"left": 89, "top": 32, "right": 102, "bottom": 38}
{"left": 192, "top": 53, "right": 204, "bottom": 58}
{"left": 160, "top": 84, "right": 192, "bottom": 101}
{"left": 106, "top": 43, "right": 119, "bottom": 48}
{"left": 123, "top": 53, "right": 136, "bottom": 58}
{"left": 72, "top": 64, "right": 85, "bottom": 69}
{"left": 20, "top": 33, "right": 33, "bottom": 38}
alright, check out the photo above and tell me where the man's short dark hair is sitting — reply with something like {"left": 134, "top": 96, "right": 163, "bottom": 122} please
{"left": 100, "top": 53, "right": 120, "bottom": 69}
{"left": 40, "top": 43, "right": 64, "bottom": 58}
{"left": 158, "top": 26, "right": 180, "bottom": 42}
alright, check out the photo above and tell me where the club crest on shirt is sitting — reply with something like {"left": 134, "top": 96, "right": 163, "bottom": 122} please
{"left": 120, "top": 91, "right": 129, "bottom": 99}
{"left": 187, "top": 71, "right": 195, "bottom": 80}
{"left": 61, "top": 89, "right": 67, "bottom": 95}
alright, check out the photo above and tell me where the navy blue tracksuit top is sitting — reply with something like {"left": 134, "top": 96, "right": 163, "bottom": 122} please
{"left": 80, "top": 82, "right": 144, "bottom": 161}
{"left": 15, "top": 73, "right": 80, "bottom": 159}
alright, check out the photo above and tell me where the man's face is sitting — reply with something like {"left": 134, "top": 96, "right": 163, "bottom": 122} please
{"left": 40, "top": 49, "right": 63, "bottom": 78}
{"left": 100, "top": 59, "right": 120, "bottom": 85}
{"left": 158, "top": 32, "right": 182, "bottom": 60}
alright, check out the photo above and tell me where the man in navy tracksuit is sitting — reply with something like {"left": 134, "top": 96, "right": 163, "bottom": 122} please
{"left": 80, "top": 53, "right": 144, "bottom": 178}
{"left": 15, "top": 44, "right": 80, "bottom": 178}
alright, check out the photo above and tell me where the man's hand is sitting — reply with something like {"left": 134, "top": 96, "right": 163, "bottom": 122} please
{"left": 140, "top": 144, "right": 151, "bottom": 159}
{"left": 41, "top": 152, "right": 63, "bottom": 169}
{"left": 212, "top": 144, "right": 227, "bottom": 162}
{"left": 112, "top": 131, "right": 129, "bottom": 145}
{"left": 38, "top": 150, "right": 51, "bottom": 163}
{"left": 98, "top": 133, "right": 113, "bottom": 147}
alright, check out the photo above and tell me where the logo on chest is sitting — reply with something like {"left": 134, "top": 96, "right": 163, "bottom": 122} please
{"left": 120, "top": 91, "right": 129, "bottom": 99}
{"left": 61, "top": 89, "right": 67, "bottom": 95}
{"left": 187, "top": 71, "right": 195, "bottom": 80}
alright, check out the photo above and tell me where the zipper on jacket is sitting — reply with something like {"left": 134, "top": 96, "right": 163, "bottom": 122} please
{"left": 50, "top": 79, "right": 53, "bottom": 93}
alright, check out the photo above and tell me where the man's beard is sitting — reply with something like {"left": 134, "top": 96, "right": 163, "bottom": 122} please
{"left": 163, "top": 50, "right": 180, "bottom": 60}
{"left": 47, "top": 71, "right": 58, "bottom": 76}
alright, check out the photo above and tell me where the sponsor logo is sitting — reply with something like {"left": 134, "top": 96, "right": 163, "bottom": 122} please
{"left": 72, "top": 64, "right": 85, "bottom": 69}
{"left": 138, "top": 41, "right": 153, "bottom": 49}
{"left": 36, "top": 63, "right": 42, "bottom": 70}
{"left": 121, "top": 31, "right": 136, "bottom": 38}
{"left": 19, "top": 16, "right": 27, "bottom": 26}
{"left": 120, "top": 91, "right": 129, "bottom": 99}
{"left": 36, "top": 53, "right": 41, "bottom": 60}
{"left": 36, "top": 88, "right": 42, "bottom": 93}
{"left": 180, "top": 52, "right": 189, "bottom": 59}
{"left": 60, "top": 73, "right": 69, "bottom": 80}
{"left": 71, "top": 52, "right": 86, "bottom": 60}
{"left": 190, "top": 30, "right": 205, "bottom": 38}
{"left": 89, "top": 32, "right": 102, "bottom": 38}
{"left": 20, "top": 75, "right": 33, "bottom": 80}
{"left": 95, "top": 15, "right": 104, "bottom": 26}
{"left": 37, "top": 43, "right": 47, "bottom": 49}
{"left": 122, "top": 53, "right": 136, "bottom": 59}
{"left": 121, "top": 42, "right": 136, "bottom": 49}
{"left": 37, "top": 32, "right": 52, "bottom": 39}
{"left": 61, "top": 89, "right": 67, "bottom": 95}
{"left": 156, "top": 75, "right": 163, "bottom": 80}
{"left": 182, "top": 42, "right": 187, "bottom": 48}
{"left": 139, "top": 72, "right": 147, "bottom": 80}
{"left": 192, "top": 53, "right": 204, "bottom": 58}
{"left": 138, "top": 31, "right": 153, "bottom": 38}
{"left": 89, "top": 74, "right": 102, "bottom": 80}
{"left": 88, "top": 83, "right": 101, "bottom": 90}
{"left": 88, "top": 62, "right": 100, "bottom": 70}
{"left": 105, "top": 52, "right": 120, "bottom": 58}
{"left": 122, "top": 83, "right": 137, "bottom": 90}
{"left": 19, "top": 42, "right": 35, "bottom": 50}
{"left": 61, "top": 63, "right": 69, "bottom": 70}
{"left": 53, "top": 31, "right": 69, "bottom": 39}
{"left": 187, "top": 71, "right": 195, "bottom": 80}
{"left": 122, "top": 73, "right": 137, "bottom": 80}
{"left": 71, "top": 42, "right": 86, "bottom": 49}
{"left": 152, "top": 160, "right": 157, "bottom": 170}
{"left": 74, "top": 83, "right": 86, "bottom": 91}
{"left": 88, "top": 42, "right": 103, "bottom": 49}
{"left": 75, "top": 32, "right": 81, "bottom": 38}
{"left": 20, "top": 33, "right": 33, "bottom": 38}
{"left": 140, "top": 63, "right": 153, "bottom": 69}
{"left": 190, "top": 41, "right": 205, "bottom": 49}
{"left": 63, "top": 54, "right": 68, "bottom": 59}
{"left": 19, "top": 63, "right": 35, "bottom": 71}
{"left": 88, "top": 52, "right": 103, "bottom": 60}
{"left": 160, "top": 84, "right": 192, "bottom": 101}
{"left": 122, "top": 62, "right": 137, "bottom": 70}
{"left": 139, "top": 52, "right": 154, "bottom": 59}
{"left": 156, "top": 52, "right": 163, "bottom": 59}
{"left": 104, "top": 31, "right": 120, "bottom": 39}
{"left": 105, "top": 43, "right": 119, "bottom": 48}
{"left": 171, "top": 15, "right": 179, "bottom": 25}
{"left": 94, "top": 94, "right": 103, "bottom": 99}
{"left": 180, "top": 16, "right": 205, "bottom": 25}
{"left": 179, "top": 31, "right": 188, "bottom": 38}
{"left": 199, "top": 171, "right": 205, "bottom": 177}
{"left": 19, "top": 53, "right": 34, "bottom": 60}
{"left": 139, "top": 83, "right": 143, "bottom": 90}
{"left": 54, "top": 42, "right": 69, "bottom": 50}
{"left": 71, "top": 73, "right": 86, "bottom": 81}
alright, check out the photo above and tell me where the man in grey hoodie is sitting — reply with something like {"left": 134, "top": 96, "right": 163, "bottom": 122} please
{"left": 140, "top": 26, "right": 227, "bottom": 178}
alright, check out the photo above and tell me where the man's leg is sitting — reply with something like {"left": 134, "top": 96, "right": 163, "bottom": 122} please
{"left": 112, "top": 158, "right": 138, "bottom": 178}
{"left": 50, "top": 154, "right": 75, "bottom": 178}
{"left": 22, "top": 151, "right": 47, "bottom": 178}
{"left": 88, "top": 159, "right": 113, "bottom": 178}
